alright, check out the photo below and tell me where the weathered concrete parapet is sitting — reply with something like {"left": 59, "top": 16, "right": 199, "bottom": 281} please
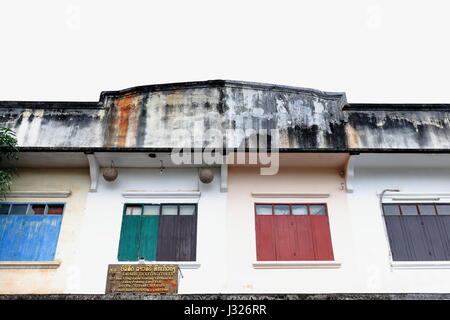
{"left": 2, "top": 81, "right": 450, "bottom": 151}
{"left": 344, "top": 104, "right": 450, "bottom": 150}
{"left": 0, "top": 80, "right": 348, "bottom": 150}
{"left": 0, "top": 102, "right": 107, "bottom": 148}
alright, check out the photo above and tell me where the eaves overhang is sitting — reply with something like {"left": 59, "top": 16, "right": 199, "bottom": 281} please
{"left": 10, "top": 147, "right": 450, "bottom": 154}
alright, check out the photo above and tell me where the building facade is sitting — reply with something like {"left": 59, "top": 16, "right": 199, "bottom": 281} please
{"left": 1, "top": 80, "right": 450, "bottom": 294}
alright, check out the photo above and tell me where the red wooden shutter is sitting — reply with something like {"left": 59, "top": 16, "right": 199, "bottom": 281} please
{"left": 273, "top": 215, "right": 297, "bottom": 260}
{"left": 255, "top": 214, "right": 276, "bottom": 260}
{"left": 294, "top": 215, "right": 316, "bottom": 260}
{"left": 310, "top": 215, "right": 334, "bottom": 260}
{"left": 255, "top": 203, "right": 334, "bottom": 261}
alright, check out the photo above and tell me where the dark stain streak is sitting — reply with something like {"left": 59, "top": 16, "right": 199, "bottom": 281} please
{"left": 286, "top": 125, "right": 319, "bottom": 149}
{"left": 348, "top": 111, "right": 450, "bottom": 148}
{"left": 136, "top": 95, "right": 148, "bottom": 147}
{"left": 325, "top": 123, "right": 347, "bottom": 148}
{"left": 164, "top": 104, "right": 174, "bottom": 115}
{"left": 217, "top": 88, "right": 226, "bottom": 114}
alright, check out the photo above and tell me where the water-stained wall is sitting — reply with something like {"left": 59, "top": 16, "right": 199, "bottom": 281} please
{"left": 0, "top": 81, "right": 348, "bottom": 150}
{"left": 0, "top": 104, "right": 106, "bottom": 148}
{"left": 101, "top": 81, "right": 348, "bottom": 149}
{"left": 345, "top": 109, "right": 450, "bottom": 149}
{"left": 1, "top": 81, "right": 450, "bottom": 151}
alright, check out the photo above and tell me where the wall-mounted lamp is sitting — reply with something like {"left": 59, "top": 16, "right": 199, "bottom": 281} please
{"left": 103, "top": 160, "right": 118, "bottom": 182}
{"left": 199, "top": 168, "right": 214, "bottom": 184}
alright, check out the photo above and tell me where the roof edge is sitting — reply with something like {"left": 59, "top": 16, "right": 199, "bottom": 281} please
{"left": 99, "top": 79, "right": 346, "bottom": 100}
{"left": 343, "top": 103, "right": 450, "bottom": 111}
{"left": 0, "top": 101, "right": 103, "bottom": 109}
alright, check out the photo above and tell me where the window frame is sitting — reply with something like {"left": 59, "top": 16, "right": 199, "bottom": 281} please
{"left": 0, "top": 202, "right": 66, "bottom": 262}
{"left": 254, "top": 202, "right": 334, "bottom": 262}
{"left": 382, "top": 202, "right": 450, "bottom": 262}
{"left": 255, "top": 202, "right": 329, "bottom": 216}
{"left": 0, "top": 202, "right": 66, "bottom": 216}
{"left": 382, "top": 202, "right": 450, "bottom": 216}
{"left": 119, "top": 202, "right": 198, "bottom": 262}
{"left": 123, "top": 203, "right": 198, "bottom": 217}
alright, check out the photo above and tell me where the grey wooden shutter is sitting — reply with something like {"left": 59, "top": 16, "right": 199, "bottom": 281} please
{"left": 384, "top": 204, "right": 450, "bottom": 261}
{"left": 156, "top": 205, "right": 197, "bottom": 261}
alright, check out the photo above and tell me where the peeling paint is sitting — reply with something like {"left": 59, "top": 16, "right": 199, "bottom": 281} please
{"left": 1, "top": 80, "right": 450, "bottom": 151}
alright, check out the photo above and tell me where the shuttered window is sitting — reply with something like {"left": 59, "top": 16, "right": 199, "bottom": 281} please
{"left": 0, "top": 203, "right": 65, "bottom": 261}
{"left": 255, "top": 203, "right": 334, "bottom": 261}
{"left": 383, "top": 203, "right": 450, "bottom": 261}
{"left": 118, "top": 203, "right": 197, "bottom": 262}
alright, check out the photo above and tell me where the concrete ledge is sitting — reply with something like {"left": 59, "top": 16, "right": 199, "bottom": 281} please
{"left": 253, "top": 261, "right": 341, "bottom": 269}
{"left": 122, "top": 191, "right": 201, "bottom": 199}
{"left": 5, "top": 191, "right": 71, "bottom": 198}
{"left": 0, "top": 261, "right": 61, "bottom": 269}
{"left": 0, "top": 293, "right": 449, "bottom": 300}
{"left": 251, "top": 192, "right": 330, "bottom": 198}
{"left": 391, "top": 261, "right": 450, "bottom": 270}
{"left": 121, "top": 261, "right": 201, "bottom": 269}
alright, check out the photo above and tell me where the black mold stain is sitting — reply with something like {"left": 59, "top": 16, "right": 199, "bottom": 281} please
{"left": 347, "top": 111, "right": 450, "bottom": 148}
{"left": 324, "top": 122, "right": 347, "bottom": 149}
{"left": 136, "top": 95, "right": 148, "bottom": 147}
{"left": 39, "top": 110, "right": 101, "bottom": 130}
{"left": 104, "top": 100, "right": 119, "bottom": 147}
{"left": 217, "top": 88, "right": 226, "bottom": 114}
{"left": 287, "top": 125, "right": 320, "bottom": 148}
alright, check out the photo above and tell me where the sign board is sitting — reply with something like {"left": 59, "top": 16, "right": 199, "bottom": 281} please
{"left": 105, "top": 264, "right": 178, "bottom": 294}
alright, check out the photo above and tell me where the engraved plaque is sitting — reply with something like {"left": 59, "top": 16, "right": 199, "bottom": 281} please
{"left": 105, "top": 264, "right": 178, "bottom": 294}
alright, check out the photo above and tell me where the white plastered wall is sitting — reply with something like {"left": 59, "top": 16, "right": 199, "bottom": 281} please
{"left": 71, "top": 167, "right": 226, "bottom": 294}
{"left": 347, "top": 154, "right": 450, "bottom": 293}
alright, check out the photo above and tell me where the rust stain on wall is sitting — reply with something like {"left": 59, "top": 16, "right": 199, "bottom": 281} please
{"left": 112, "top": 94, "right": 136, "bottom": 147}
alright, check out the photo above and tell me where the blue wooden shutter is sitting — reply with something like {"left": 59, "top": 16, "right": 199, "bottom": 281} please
{"left": 0, "top": 215, "right": 63, "bottom": 261}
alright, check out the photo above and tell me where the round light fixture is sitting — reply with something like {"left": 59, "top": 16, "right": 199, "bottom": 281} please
{"left": 199, "top": 168, "right": 214, "bottom": 184}
{"left": 103, "top": 161, "right": 118, "bottom": 182}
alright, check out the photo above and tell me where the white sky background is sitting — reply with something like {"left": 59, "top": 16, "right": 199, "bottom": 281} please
{"left": 0, "top": 0, "right": 449, "bottom": 103}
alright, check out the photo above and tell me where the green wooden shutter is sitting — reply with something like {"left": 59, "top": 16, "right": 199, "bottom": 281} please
{"left": 139, "top": 216, "right": 159, "bottom": 260}
{"left": 117, "top": 205, "right": 160, "bottom": 261}
{"left": 117, "top": 214, "right": 141, "bottom": 261}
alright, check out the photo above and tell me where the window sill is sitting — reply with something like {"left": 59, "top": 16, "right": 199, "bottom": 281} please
{"left": 0, "top": 261, "right": 61, "bottom": 269}
{"left": 252, "top": 261, "right": 341, "bottom": 269}
{"left": 122, "top": 261, "right": 201, "bottom": 269}
{"left": 391, "top": 261, "right": 450, "bottom": 270}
